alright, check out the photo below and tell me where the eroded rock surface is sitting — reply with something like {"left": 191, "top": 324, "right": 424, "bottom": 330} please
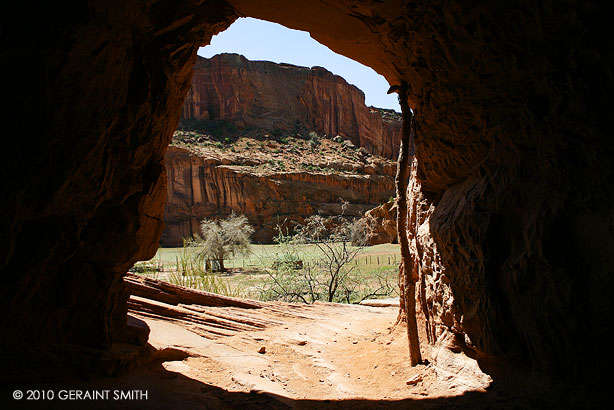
{"left": 228, "top": 0, "right": 613, "bottom": 392}
{"left": 0, "top": 0, "right": 237, "bottom": 381}
{"left": 182, "top": 54, "right": 401, "bottom": 159}
{"left": 162, "top": 142, "right": 394, "bottom": 245}
{"left": 360, "top": 201, "right": 398, "bottom": 245}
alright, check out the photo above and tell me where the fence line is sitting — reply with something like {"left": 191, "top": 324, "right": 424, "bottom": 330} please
{"left": 227, "top": 253, "right": 400, "bottom": 269}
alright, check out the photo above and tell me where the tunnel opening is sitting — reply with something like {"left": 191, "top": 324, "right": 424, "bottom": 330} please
{"left": 115, "top": 12, "right": 500, "bottom": 406}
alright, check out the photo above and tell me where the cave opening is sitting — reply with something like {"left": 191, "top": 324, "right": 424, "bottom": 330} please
{"left": 124, "top": 12, "right": 464, "bottom": 406}
{"left": 119, "top": 10, "right": 491, "bottom": 406}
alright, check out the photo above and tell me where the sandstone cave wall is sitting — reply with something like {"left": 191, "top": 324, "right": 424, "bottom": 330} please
{"left": 228, "top": 0, "right": 614, "bottom": 386}
{"left": 1, "top": 0, "right": 612, "bottom": 389}
{"left": 397, "top": 2, "right": 614, "bottom": 385}
{"left": 0, "top": 0, "right": 237, "bottom": 380}
{"left": 162, "top": 146, "right": 394, "bottom": 245}
{"left": 182, "top": 53, "right": 402, "bottom": 159}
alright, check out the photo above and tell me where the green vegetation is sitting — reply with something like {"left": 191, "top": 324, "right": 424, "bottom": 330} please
{"left": 173, "top": 240, "right": 245, "bottom": 297}
{"left": 267, "top": 159, "right": 286, "bottom": 171}
{"left": 150, "top": 125, "right": 400, "bottom": 303}
{"left": 177, "top": 118, "right": 237, "bottom": 140}
{"left": 308, "top": 131, "right": 320, "bottom": 151}
{"left": 133, "top": 240, "right": 400, "bottom": 304}
{"left": 169, "top": 118, "right": 394, "bottom": 178}
{"left": 129, "top": 240, "right": 245, "bottom": 297}
{"left": 143, "top": 243, "right": 398, "bottom": 270}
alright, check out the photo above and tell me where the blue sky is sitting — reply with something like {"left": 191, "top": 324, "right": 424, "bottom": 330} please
{"left": 198, "top": 18, "right": 400, "bottom": 112}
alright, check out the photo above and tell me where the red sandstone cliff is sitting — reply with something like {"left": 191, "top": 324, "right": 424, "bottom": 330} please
{"left": 162, "top": 144, "right": 395, "bottom": 245}
{"left": 162, "top": 54, "right": 400, "bottom": 245}
{"left": 182, "top": 53, "right": 401, "bottom": 159}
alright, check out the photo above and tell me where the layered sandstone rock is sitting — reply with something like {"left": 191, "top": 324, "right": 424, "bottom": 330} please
{"left": 182, "top": 53, "right": 401, "bottom": 159}
{"left": 361, "top": 201, "right": 398, "bottom": 245}
{"left": 162, "top": 145, "right": 394, "bottom": 245}
{"left": 165, "top": 54, "right": 400, "bottom": 245}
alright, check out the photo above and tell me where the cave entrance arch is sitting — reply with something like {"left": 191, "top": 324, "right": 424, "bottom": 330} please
{"left": 147, "top": 0, "right": 613, "bottom": 399}
{"left": 142, "top": 1, "right": 424, "bottom": 388}
{"left": 223, "top": 1, "right": 404, "bottom": 90}
{"left": 122, "top": 0, "right": 614, "bottom": 393}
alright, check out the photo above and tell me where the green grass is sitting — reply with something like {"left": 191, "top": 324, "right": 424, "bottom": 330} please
{"left": 149, "top": 243, "right": 399, "bottom": 272}
{"left": 132, "top": 243, "right": 401, "bottom": 302}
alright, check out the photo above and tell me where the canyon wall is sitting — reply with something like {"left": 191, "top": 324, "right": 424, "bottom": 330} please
{"left": 165, "top": 54, "right": 400, "bottom": 245}
{"left": 162, "top": 146, "right": 394, "bottom": 245}
{"left": 182, "top": 53, "right": 401, "bottom": 159}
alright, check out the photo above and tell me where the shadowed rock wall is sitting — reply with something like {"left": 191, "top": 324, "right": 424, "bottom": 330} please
{"left": 1, "top": 0, "right": 612, "bottom": 392}
{"left": 231, "top": 0, "right": 613, "bottom": 389}
{"left": 0, "top": 0, "right": 237, "bottom": 380}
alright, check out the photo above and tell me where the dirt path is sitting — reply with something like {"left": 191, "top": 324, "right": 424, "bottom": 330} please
{"left": 6, "top": 295, "right": 570, "bottom": 410}
{"left": 3, "top": 275, "right": 540, "bottom": 410}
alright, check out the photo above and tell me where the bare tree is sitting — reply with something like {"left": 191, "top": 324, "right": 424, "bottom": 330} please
{"left": 295, "top": 213, "right": 367, "bottom": 302}
{"left": 192, "top": 213, "right": 253, "bottom": 272}
{"left": 259, "top": 207, "right": 396, "bottom": 304}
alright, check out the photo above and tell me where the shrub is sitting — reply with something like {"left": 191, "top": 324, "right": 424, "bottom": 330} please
{"left": 169, "top": 240, "right": 244, "bottom": 297}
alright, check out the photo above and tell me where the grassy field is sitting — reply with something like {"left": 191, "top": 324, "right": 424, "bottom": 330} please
{"left": 142, "top": 243, "right": 400, "bottom": 271}
{"left": 133, "top": 243, "right": 401, "bottom": 302}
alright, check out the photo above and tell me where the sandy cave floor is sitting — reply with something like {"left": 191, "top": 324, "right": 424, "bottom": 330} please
{"left": 4, "top": 299, "right": 575, "bottom": 410}
{"left": 141, "top": 303, "right": 451, "bottom": 403}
